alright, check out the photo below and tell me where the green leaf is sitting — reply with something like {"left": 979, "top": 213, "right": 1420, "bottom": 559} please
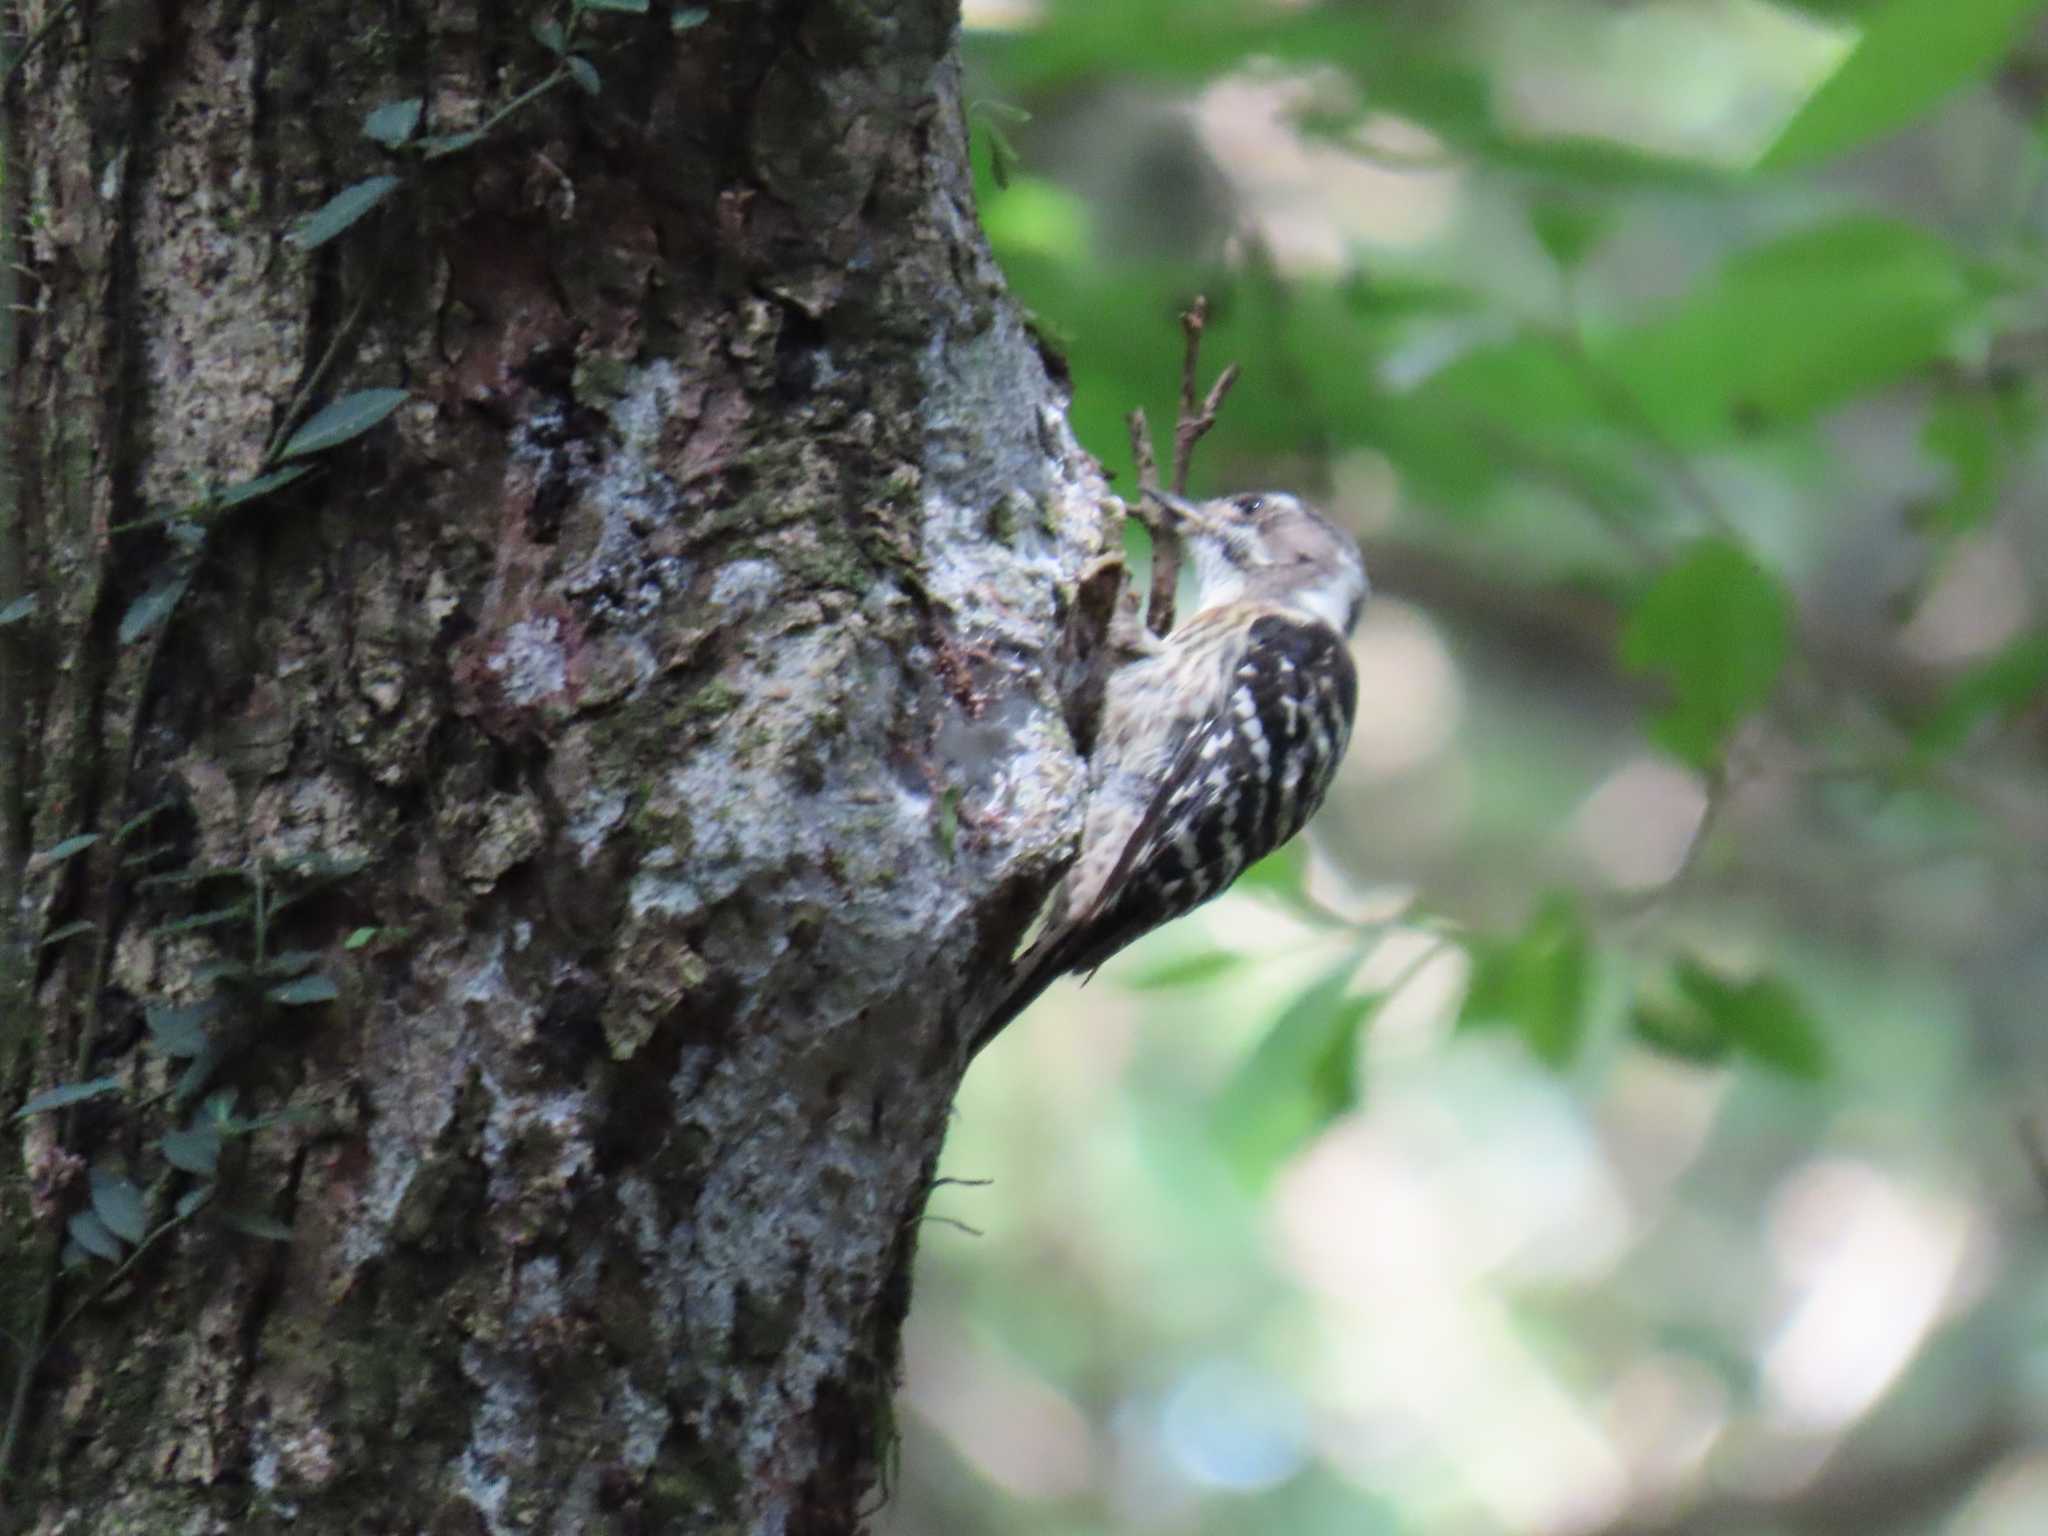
{"left": 1529, "top": 196, "right": 1612, "bottom": 272}
{"left": 422, "top": 130, "right": 485, "bottom": 161}
{"left": 1630, "top": 996, "right": 1735, "bottom": 1066}
{"left": 1211, "top": 962, "right": 1377, "bottom": 1189}
{"left": 160, "top": 1124, "right": 223, "bottom": 1178}
{"left": 1621, "top": 538, "right": 1792, "bottom": 769}
{"left": 40, "top": 832, "right": 99, "bottom": 864}
{"left": 288, "top": 174, "right": 402, "bottom": 251}
{"left": 119, "top": 572, "right": 191, "bottom": 645}
{"left": 15, "top": 1076, "right": 122, "bottom": 1119}
{"left": 0, "top": 593, "right": 35, "bottom": 626}
{"left": 151, "top": 905, "right": 253, "bottom": 937}
{"left": 343, "top": 926, "right": 380, "bottom": 950}
{"left": 672, "top": 5, "right": 709, "bottom": 28}
{"left": 1916, "top": 631, "right": 2048, "bottom": 756}
{"left": 581, "top": 0, "right": 651, "bottom": 10}
{"left": 176, "top": 1184, "right": 217, "bottom": 1220}
{"left": 362, "top": 97, "right": 424, "bottom": 149}
{"left": 533, "top": 17, "right": 568, "bottom": 52}
{"left": 146, "top": 1001, "right": 218, "bottom": 1058}
{"left": 215, "top": 464, "right": 313, "bottom": 512}
{"left": 1673, "top": 961, "right": 1829, "bottom": 1079}
{"left": 278, "top": 389, "right": 410, "bottom": 460}
{"left": 268, "top": 973, "right": 340, "bottom": 1007}
{"left": 985, "top": 122, "right": 1022, "bottom": 190}
{"left": 68, "top": 1209, "right": 126, "bottom": 1262}
{"left": 174, "top": 1041, "right": 230, "bottom": 1108}
{"left": 1459, "top": 893, "right": 1592, "bottom": 1068}
{"left": 258, "top": 949, "right": 325, "bottom": 978}
{"left": 1918, "top": 393, "right": 2002, "bottom": 537}
{"left": 220, "top": 1207, "right": 295, "bottom": 1242}
{"left": 566, "top": 55, "right": 601, "bottom": 96}
{"left": 136, "top": 862, "right": 245, "bottom": 890}
{"left": 90, "top": 1168, "right": 148, "bottom": 1245}
{"left": 272, "top": 850, "right": 373, "bottom": 884}
{"left": 1410, "top": 218, "right": 1977, "bottom": 452}
{"left": 38, "top": 919, "right": 97, "bottom": 950}
{"left": 1760, "top": 0, "right": 2046, "bottom": 171}
{"left": 114, "top": 799, "right": 173, "bottom": 845}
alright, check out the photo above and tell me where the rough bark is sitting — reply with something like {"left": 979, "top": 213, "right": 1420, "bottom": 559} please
{"left": 1, "top": 2, "right": 1107, "bottom": 1531}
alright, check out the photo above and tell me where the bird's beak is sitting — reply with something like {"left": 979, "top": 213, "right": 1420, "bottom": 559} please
{"left": 1144, "top": 488, "right": 1209, "bottom": 532}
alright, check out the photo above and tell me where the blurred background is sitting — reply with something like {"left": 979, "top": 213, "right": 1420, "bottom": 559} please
{"left": 889, "top": 3, "right": 2048, "bottom": 1533}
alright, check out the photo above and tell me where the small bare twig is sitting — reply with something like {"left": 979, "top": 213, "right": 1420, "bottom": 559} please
{"left": 1131, "top": 296, "right": 1241, "bottom": 637}
{"left": 1127, "top": 407, "right": 1162, "bottom": 493}
{"left": 1171, "top": 301, "right": 1240, "bottom": 494}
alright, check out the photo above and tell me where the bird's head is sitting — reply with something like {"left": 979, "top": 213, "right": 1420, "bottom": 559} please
{"left": 1148, "top": 489, "right": 1368, "bottom": 636}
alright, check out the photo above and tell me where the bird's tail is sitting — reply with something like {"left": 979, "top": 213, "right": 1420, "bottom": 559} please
{"left": 964, "top": 929, "right": 1084, "bottom": 1062}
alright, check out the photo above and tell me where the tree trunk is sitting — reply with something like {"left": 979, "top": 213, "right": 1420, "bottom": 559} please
{"left": 1, "top": 2, "right": 1105, "bottom": 1530}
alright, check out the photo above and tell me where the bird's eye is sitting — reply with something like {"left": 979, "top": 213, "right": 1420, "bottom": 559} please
{"left": 1232, "top": 494, "right": 1265, "bottom": 516}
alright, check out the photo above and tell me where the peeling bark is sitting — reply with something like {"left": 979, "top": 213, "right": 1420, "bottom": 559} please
{"left": 2, "top": 2, "right": 1106, "bottom": 1531}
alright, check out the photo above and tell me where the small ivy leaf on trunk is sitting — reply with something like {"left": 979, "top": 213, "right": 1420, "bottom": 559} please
{"left": 119, "top": 572, "right": 192, "bottom": 644}
{"left": 15, "top": 1076, "right": 122, "bottom": 1120}
{"left": 68, "top": 1210, "right": 126, "bottom": 1263}
{"left": 89, "top": 1169, "right": 149, "bottom": 1245}
{"left": 39, "top": 832, "right": 99, "bottom": 864}
{"left": 279, "top": 389, "right": 411, "bottom": 460}
{"left": 362, "top": 97, "right": 424, "bottom": 149}
{"left": 268, "top": 973, "right": 340, "bottom": 1007}
{"left": 161, "top": 1125, "right": 223, "bottom": 1178}
{"left": 221, "top": 1207, "right": 296, "bottom": 1242}
{"left": 113, "top": 799, "right": 174, "bottom": 845}
{"left": 146, "top": 1002, "right": 218, "bottom": 1058}
{"left": 215, "top": 464, "right": 313, "bottom": 512}
{"left": 173, "top": 1040, "right": 232, "bottom": 1109}
{"left": 422, "top": 130, "right": 484, "bottom": 161}
{"left": 288, "top": 175, "right": 401, "bottom": 251}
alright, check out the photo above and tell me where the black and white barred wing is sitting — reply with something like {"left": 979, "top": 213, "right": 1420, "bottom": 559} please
{"left": 1050, "top": 612, "right": 1359, "bottom": 980}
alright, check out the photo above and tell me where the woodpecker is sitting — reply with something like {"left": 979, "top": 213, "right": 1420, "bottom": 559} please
{"left": 973, "top": 489, "right": 1367, "bottom": 1056}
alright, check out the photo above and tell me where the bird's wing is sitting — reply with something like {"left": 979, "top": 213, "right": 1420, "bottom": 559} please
{"left": 974, "top": 613, "right": 1357, "bottom": 1059}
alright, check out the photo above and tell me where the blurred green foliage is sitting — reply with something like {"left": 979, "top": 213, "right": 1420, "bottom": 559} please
{"left": 900, "top": 3, "right": 2048, "bottom": 1534}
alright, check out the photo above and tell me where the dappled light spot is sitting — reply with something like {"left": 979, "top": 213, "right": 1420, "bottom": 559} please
{"left": 1570, "top": 754, "right": 1711, "bottom": 891}
{"left": 1952, "top": 1453, "right": 2048, "bottom": 1536}
{"left": 900, "top": 1315, "right": 1097, "bottom": 1501}
{"left": 1899, "top": 532, "right": 2033, "bottom": 664}
{"left": 1195, "top": 75, "right": 1462, "bottom": 270}
{"left": 1343, "top": 600, "right": 1464, "bottom": 780}
{"left": 1761, "top": 1157, "right": 1981, "bottom": 1434}
{"left": 1491, "top": 1, "right": 1850, "bottom": 170}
